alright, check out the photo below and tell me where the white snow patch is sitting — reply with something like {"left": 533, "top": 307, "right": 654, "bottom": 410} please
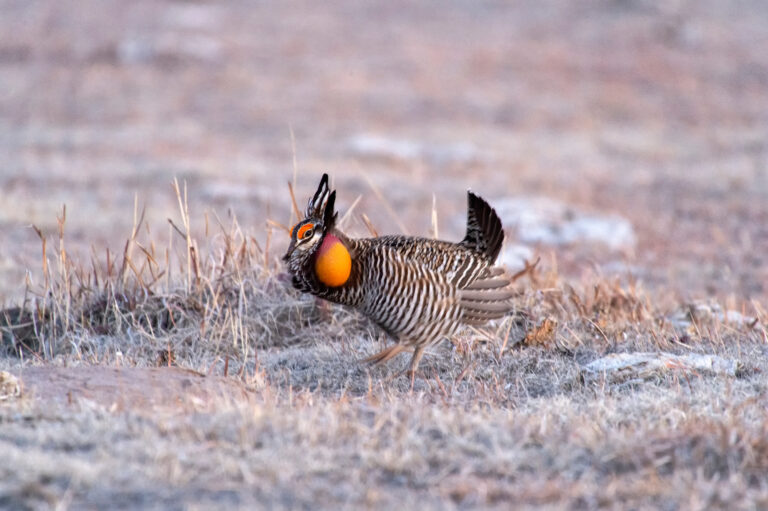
{"left": 118, "top": 34, "right": 222, "bottom": 64}
{"left": 346, "top": 134, "right": 480, "bottom": 165}
{"left": 667, "top": 301, "right": 760, "bottom": 332}
{"left": 497, "top": 244, "right": 534, "bottom": 273}
{"left": 582, "top": 352, "right": 742, "bottom": 385}
{"left": 492, "top": 197, "right": 636, "bottom": 251}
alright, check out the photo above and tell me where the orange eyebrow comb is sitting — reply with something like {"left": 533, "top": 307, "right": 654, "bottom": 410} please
{"left": 297, "top": 223, "right": 313, "bottom": 239}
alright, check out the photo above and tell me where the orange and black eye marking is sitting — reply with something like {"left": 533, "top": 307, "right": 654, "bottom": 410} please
{"left": 298, "top": 223, "right": 314, "bottom": 239}
{"left": 292, "top": 222, "right": 316, "bottom": 241}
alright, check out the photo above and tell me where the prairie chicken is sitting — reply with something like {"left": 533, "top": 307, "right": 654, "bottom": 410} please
{"left": 283, "top": 174, "right": 514, "bottom": 382}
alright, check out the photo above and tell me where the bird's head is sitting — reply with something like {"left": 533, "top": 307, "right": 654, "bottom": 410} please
{"left": 283, "top": 173, "right": 351, "bottom": 288}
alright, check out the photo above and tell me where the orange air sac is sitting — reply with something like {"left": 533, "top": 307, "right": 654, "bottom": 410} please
{"left": 315, "top": 234, "right": 351, "bottom": 287}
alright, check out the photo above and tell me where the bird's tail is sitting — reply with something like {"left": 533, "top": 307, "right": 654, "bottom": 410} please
{"left": 459, "top": 191, "right": 504, "bottom": 262}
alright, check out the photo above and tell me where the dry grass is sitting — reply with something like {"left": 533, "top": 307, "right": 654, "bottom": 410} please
{"left": 2, "top": 0, "right": 768, "bottom": 508}
{"left": 1, "top": 183, "right": 766, "bottom": 510}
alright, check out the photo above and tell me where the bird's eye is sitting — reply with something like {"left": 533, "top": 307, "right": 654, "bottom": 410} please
{"left": 297, "top": 223, "right": 314, "bottom": 241}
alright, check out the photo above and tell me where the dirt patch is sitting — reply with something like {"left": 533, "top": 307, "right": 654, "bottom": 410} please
{"left": 14, "top": 366, "right": 254, "bottom": 413}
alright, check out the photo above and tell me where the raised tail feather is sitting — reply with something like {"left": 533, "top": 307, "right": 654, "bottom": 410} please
{"left": 460, "top": 191, "right": 504, "bottom": 262}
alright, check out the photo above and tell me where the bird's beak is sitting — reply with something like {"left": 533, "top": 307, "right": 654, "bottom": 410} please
{"left": 282, "top": 240, "right": 296, "bottom": 262}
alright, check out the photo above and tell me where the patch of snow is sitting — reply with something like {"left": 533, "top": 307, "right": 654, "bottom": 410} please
{"left": 346, "top": 134, "right": 480, "bottom": 165}
{"left": 117, "top": 38, "right": 154, "bottom": 64}
{"left": 347, "top": 134, "right": 419, "bottom": 160}
{"left": 497, "top": 243, "right": 534, "bottom": 272}
{"left": 667, "top": 301, "right": 759, "bottom": 331}
{"left": 582, "top": 352, "right": 742, "bottom": 384}
{"left": 118, "top": 35, "right": 222, "bottom": 64}
{"left": 492, "top": 196, "right": 636, "bottom": 251}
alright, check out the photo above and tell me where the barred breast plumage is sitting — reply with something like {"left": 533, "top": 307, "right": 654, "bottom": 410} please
{"left": 283, "top": 174, "right": 513, "bottom": 384}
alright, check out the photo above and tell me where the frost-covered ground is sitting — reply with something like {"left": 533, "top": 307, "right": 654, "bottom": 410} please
{"left": 1, "top": 0, "right": 768, "bottom": 509}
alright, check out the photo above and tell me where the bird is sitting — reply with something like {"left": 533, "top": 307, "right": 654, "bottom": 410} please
{"left": 282, "top": 174, "right": 514, "bottom": 385}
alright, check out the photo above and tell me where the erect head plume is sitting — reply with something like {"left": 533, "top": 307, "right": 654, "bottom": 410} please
{"left": 303, "top": 173, "right": 338, "bottom": 232}
{"left": 322, "top": 189, "right": 338, "bottom": 232}
{"left": 283, "top": 173, "right": 340, "bottom": 262}
{"left": 306, "top": 173, "right": 329, "bottom": 219}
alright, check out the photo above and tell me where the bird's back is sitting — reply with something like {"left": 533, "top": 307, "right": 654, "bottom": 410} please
{"left": 355, "top": 234, "right": 492, "bottom": 288}
{"left": 335, "top": 235, "right": 510, "bottom": 347}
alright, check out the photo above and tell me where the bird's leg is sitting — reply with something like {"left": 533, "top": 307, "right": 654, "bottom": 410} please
{"left": 406, "top": 345, "right": 426, "bottom": 392}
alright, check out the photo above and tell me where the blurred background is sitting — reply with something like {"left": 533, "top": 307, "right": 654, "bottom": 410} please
{"left": 1, "top": 0, "right": 766, "bottom": 304}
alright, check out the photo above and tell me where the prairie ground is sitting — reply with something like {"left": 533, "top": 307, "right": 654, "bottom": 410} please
{"left": 1, "top": 0, "right": 767, "bottom": 509}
